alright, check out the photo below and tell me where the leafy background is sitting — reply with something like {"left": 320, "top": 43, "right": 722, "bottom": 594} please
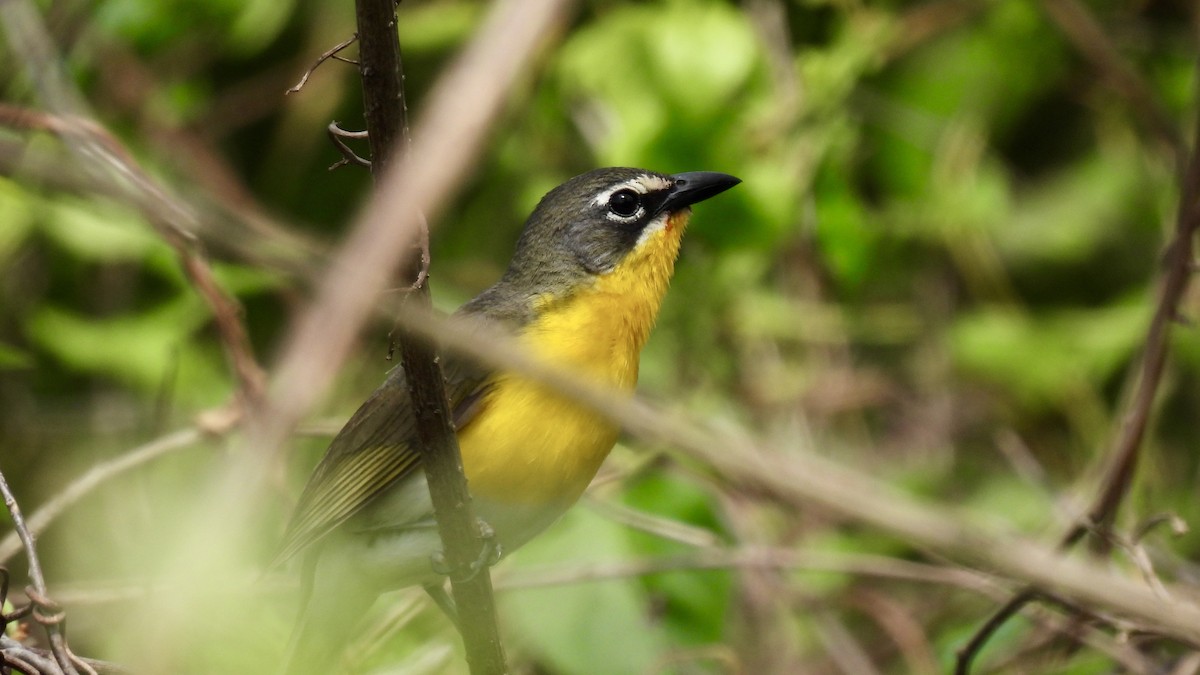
{"left": 1, "top": 0, "right": 1198, "bottom": 673}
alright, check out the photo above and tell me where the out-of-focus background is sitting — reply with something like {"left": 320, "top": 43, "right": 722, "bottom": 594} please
{"left": 1, "top": 0, "right": 1198, "bottom": 672}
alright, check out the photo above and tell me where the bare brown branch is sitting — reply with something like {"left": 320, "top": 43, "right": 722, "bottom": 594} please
{"left": 0, "top": 101, "right": 268, "bottom": 408}
{"left": 950, "top": 0, "right": 1200, "bottom": 655}
{"left": 351, "top": 0, "right": 506, "bottom": 668}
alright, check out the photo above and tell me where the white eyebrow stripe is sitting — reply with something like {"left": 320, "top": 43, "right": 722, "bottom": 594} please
{"left": 591, "top": 174, "right": 673, "bottom": 206}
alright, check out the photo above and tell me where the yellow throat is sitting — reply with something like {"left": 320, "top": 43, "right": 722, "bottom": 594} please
{"left": 457, "top": 210, "right": 691, "bottom": 504}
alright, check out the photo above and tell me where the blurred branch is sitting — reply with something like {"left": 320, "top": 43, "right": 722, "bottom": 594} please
{"left": 1039, "top": 0, "right": 1187, "bottom": 175}
{"left": 956, "top": 56, "right": 1200, "bottom": 674}
{"left": 0, "top": 104, "right": 267, "bottom": 410}
{"left": 500, "top": 547, "right": 997, "bottom": 594}
{"left": 1081, "top": 66, "right": 1200, "bottom": 546}
{"left": 889, "top": 0, "right": 986, "bottom": 60}
{"left": 0, "top": 471, "right": 83, "bottom": 675}
{"left": 385, "top": 302, "right": 1200, "bottom": 645}
{"left": 351, "top": 0, "right": 505, "bottom": 668}
{"left": 0, "top": 0, "right": 273, "bottom": 398}
{"left": 813, "top": 612, "right": 883, "bottom": 675}
{"left": 0, "top": 136, "right": 321, "bottom": 280}
{"left": 0, "top": 407, "right": 240, "bottom": 566}
{"left": 1, "top": 635, "right": 60, "bottom": 675}
{"left": 583, "top": 497, "right": 722, "bottom": 548}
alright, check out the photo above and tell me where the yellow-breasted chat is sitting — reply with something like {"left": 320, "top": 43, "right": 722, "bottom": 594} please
{"left": 276, "top": 167, "right": 740, "bottom": 672}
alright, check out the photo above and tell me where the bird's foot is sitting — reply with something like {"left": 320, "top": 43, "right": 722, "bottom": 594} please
{"left": 428, "top": 518, "right": 502, "bottom": 583}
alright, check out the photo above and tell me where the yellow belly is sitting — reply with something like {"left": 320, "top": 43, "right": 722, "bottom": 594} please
{"left": 457, "top": 290, "right": 641, "bottom": 506}
{"left": 457, "top": 373, "right": 622, "bottom": 505}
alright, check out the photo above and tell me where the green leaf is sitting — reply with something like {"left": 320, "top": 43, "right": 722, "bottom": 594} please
{"left": 952, "top": 302, "right": 1148, "bottom": 408}
{"left": 556, "top": 1, "right": 759, "bottom": 163}
{"left": 0, "top": 178, "right": 35, "bottom": 261}
{"left": 26, "top": 297, "right": 208, "bottom": 390}
{"left": 398, "top": 0, "right": 483, "bottom": 53}
{"left": 0, "top": 343, "right": 33, "bottom": 370}
{"left": 39, "top": 197, "right": 162, "bottom": 262}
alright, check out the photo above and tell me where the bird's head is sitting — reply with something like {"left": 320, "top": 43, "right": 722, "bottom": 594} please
{"left": 501, "top": 167, "right": 740, "bottom": 292}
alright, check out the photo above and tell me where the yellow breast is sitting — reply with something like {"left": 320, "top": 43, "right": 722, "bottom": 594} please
{"left": 457, "top": 211, "right": 690, "bottom": 505}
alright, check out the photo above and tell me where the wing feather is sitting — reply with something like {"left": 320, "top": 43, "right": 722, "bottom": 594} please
{"left": 273, "top": 355, "right": 490, "bottom": 565}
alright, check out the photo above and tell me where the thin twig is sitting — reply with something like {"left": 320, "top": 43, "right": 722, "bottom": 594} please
{"left": 1084, "top": 65, "right": 1200, "bottom": 542}
{"left": 0, "top": 636, "right": 131, "bottom": 675}
{"left": 582, "top": 497, "right": 722, "bottom": 548}
{"left": 0, "top": 469, "right": 78, "bottom": 675}
{"left": 0, "top": 135, "right": 321, "bottom": 282}
{"left": 0, "top": 0, "right": 269, "bottom": 407}
{"left": 326, "top": 122, "right": 371, "bottom": 170}
{"left": 955, "top": 589, "right": 1038, "bottom": 675}
{"left": 1, "top": 635, "right": 60, "bottom": 675}
{"left": 287, "top": 34, "right": 359, "bottom": 95}
{"left": 498, "top": 547, "right": 998, "bottom": 594}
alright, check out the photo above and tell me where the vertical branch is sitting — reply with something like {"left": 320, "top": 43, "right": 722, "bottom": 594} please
{"left": 352, "top": 0, "right": 507, "bottom": 672}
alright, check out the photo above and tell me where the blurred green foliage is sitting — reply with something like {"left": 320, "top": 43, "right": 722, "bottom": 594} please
{"left": 1, "top": 0, "right": 1198, "bottom": 672}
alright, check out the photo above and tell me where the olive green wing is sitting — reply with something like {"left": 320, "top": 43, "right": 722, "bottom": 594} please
{"left": 273, "top": 355, "right": 491, "bottom": 565}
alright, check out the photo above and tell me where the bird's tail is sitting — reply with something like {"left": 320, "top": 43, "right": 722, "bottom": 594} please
{"left": 278, "top": 552, "right": 376, "bottom": 675}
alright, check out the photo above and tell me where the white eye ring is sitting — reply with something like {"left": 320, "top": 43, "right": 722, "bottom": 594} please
{"left": 607, "top": 189, "right": 642, "bottom": 219}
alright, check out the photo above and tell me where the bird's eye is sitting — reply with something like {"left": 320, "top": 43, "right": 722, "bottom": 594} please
{"left": 607, "top": 189, "right": 641, "bottom": 218}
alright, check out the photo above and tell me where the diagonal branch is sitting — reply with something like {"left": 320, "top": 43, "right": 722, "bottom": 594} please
{"left": 0, "top": 0, "right": 268, "bottom": 405}
{"left": 383, "top": 302, "right": 1200, "bottom": 645}
{"left": 1082, "top": 67, "right": 1200, "bottom": 542}
{"left": 1039, "top": 0, "right": 1187, "bottom": 175}
{"left": 955, "top": 56, "right": 1200, "bottom": 674}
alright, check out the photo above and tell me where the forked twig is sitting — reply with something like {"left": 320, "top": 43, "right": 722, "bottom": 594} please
{"left": 326, "top": 122, "right": 372, "bottom": 170}
{"left": 0, "top": 468, "right": 79, "bottom": 675}
{"left": 287, "top": 34, "right": 359, "bottom": 94}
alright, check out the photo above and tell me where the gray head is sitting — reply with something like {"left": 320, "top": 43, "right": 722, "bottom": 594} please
{"left": 462, "top": 166, "right": 739, "bottom": 324}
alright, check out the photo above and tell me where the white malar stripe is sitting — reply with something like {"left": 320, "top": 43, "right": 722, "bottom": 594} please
{"left": 634, "top": 212, "right": 670, "bottom": 248}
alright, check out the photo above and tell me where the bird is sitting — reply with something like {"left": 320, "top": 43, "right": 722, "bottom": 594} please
{"left": 275, "top": 167, "right": 740, "bottom": 673}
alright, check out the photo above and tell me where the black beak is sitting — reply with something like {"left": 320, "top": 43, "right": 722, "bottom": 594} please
{"left": 659, "top": 171, "right": 741, "bottom": 214}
